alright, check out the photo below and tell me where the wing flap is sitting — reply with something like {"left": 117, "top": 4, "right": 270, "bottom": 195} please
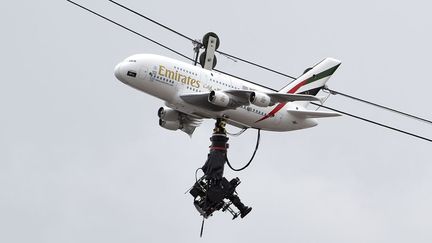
{"left": 181, "top": 115, "right": 202, "bottom": 137}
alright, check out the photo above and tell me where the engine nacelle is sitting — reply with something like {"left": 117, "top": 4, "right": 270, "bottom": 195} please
{"left": 208, "top": 91, "right": 230, "bottom": 107}
{"left": 159, "top": 119, "right": 182, "bottom": 131}
{"left": 249, "top": 92, "right": 272, "bottom": 107}
{"left": 158, "top": 106, "right": 180, "bottom": 121}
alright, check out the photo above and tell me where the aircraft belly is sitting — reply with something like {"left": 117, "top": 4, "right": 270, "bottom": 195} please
{"left": 224, "top": 109, "right": 286, "bottom": 131}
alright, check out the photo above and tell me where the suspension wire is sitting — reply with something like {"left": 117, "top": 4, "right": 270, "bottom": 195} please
{"left": 323, "top": 87, "right": 432, "bottom": 125}
{"left": 106, "top": 0, "right": 432, "bottom": 127}
{"left": 310, "top": 102, "right": 432, "bottom": 143}
{"left": 108, "top": 0, "right": 296, "bottom": 80}
{"left": 108, "top": 0, "right": 197, "bottom": 43}
{"left": 215, "top": 50, "right": 296, "bottom": 79}
{"left": 219, "top": 52, "right": 238, "bottom": 63}
{"left": 226, "top": 129, "right": 261, "bottom": 171}
{"left": 66, "top": 0, "right": 194, "bottom": 62}
{"left": 66, "top": 0, "right": 278, "bottom": 91}
{"left": 67, "top": 0, "right": 431, "bottom": 144}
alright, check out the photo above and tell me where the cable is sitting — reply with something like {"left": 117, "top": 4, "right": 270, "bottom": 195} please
{"left": 106, "top": 0, "right": 432, "bottom": 125}
{"left": 215, "top": 50, "right": 296, "bottom": 79}
{"left": 226, "top": 128, "right": 248, "bottom": 137}
{"left": 315, "top": 91, "right": 331, "bottom": 111}
{"left": 66, "top": 0, "right": 194, "bottom": 62}
{"left": 195, "top": 167, "right": 203, "bottom": 183}
{"left": 200, "top": 216, "right": 205, "bottom": 238}
{"left": 310, "top": 102, "right": 432, "bottom": 143}
{"left": 108, "top": 0, "right": 196, "bottom": 43}
{"left": 323, "top": 87, "right": 432, "bottom": 125}
{"left": 226, "top": 129, "right": 261, "bottom": 171}
{"left": 108, "top": 0, "right": 296, "bottom": 80}
{"left": 67, "top": 1, "right": 431, "bottom": 144}
{"left": 66, "top": 0, "right": 278, "bottom": 92}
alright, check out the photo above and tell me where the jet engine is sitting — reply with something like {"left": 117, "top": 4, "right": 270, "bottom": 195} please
{"left": 158, "top": 107, "right": 183, "bottom": 131}
{"left": 158, "top": 106, "right": 180, "bottom": 121}
{"left": 249, "top": 92, "right": 273, "bottom": 107}
{"left": 158, "top": 107, "right": 180, "bottom": 121}
{"left": 159, "top": 119, "right": 182, "bottom": 131}
{"left": 208, "top": 91, "right": 231, "bottom": 107}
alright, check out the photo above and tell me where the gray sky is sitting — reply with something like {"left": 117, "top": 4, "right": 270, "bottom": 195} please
{"left": 1, "top": 0, "right": 432, "bottom": 242}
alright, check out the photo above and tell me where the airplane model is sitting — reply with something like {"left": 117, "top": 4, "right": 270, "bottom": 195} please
{"left": 114, "top": 53, "right": 342, "bottom": 135}
{"left": 66, "top": 0, "right": 432, "bottom": 232}
{"left": 66, "top": 0, "right": 432, "bottom": 142}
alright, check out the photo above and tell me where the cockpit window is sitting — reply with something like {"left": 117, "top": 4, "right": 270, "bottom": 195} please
{"left": 127, "top": 71, "right": 137, "bottom": 77}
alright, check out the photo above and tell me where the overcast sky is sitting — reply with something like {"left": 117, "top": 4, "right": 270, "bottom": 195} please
{"left": 1, "top": 0, "right": 432, "bottom": 242}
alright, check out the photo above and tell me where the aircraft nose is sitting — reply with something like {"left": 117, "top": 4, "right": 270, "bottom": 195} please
{"left": 114, "top": 62, "right": 123, "bottom": 81}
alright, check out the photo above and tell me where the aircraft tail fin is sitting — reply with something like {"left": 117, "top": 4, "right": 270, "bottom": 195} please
{"left": 279, "top": 58, "right": 341, "bottom": 96}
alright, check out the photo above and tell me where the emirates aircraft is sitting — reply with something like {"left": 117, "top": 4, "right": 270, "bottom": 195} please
{"left": 114, "top": 54, "right": 342, "bottom": 135}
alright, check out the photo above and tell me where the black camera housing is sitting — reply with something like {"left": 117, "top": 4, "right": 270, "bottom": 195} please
{"left": 190, "top": 176, "right": 250, "bottom": 219}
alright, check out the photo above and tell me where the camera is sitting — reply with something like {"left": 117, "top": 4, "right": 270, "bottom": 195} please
{"left": 189, "top": 176, "right": 252, "bottom": 219}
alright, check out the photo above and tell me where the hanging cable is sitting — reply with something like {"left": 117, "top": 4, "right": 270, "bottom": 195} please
{"left": 226, "top": 129, "right": 261, "bottom": 171}
{"left": 200, "top": 217, "right": 205, "bottom": 238}
{"left": 107, "top": 0, "right": 297, "bottom": 80}
{"left": 315, "top": 91, "right": 331, "bottom": 111}
{"left": 195, "top": 167, "right": 203, "bottom": 183}
{"left": 310, "top": 102, "right": 432, "bottom": 143}
{"left": 226, "top": 128, "right": 248, "bottom": 137}
{"left": 323, "top": 87, "right": 432, "bottom": 125}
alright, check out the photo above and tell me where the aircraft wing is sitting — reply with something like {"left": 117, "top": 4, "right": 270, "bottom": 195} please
{"left": 224, "top": 90, "right": 320, "bottom": 103}
{"left": 180, "top": 90, "right": 320, "bottom": 111}
{"left": 180, "top": 93, "right": 229, "bottom": 111}
{"left": 180, "top": 115, "right": 202, "bottom": 136}
{"left": 179, "top": 91, "right": 250, "bottom": 111}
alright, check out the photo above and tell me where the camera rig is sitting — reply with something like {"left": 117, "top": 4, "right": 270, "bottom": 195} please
{"left": 189, "top": 119, "right": 252, "bottom": 219}
{"left": 190, "top": 175, "right": 251, "bottom": 219}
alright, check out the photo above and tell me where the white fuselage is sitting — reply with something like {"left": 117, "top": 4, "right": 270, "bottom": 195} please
{"left": 114, "top": 54, "right": 317, "bottom": 131}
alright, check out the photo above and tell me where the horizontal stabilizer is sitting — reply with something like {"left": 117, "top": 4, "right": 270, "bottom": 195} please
{"left": 287, "top": 109, "right": 341, "bottom": 118}
{"left": 267, "top": 93, "right": 320, "bottom": 103}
